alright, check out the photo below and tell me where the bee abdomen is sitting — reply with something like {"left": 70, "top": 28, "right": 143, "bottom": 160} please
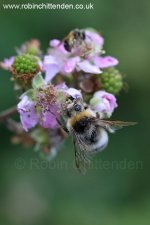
{"left": 92, "top": 128, "right": 108, "bottom": 153}
{"left": 85, "top": 128, "right": 97, "bottom": 143}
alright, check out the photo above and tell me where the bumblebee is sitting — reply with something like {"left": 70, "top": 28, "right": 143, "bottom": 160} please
{"left": 61, "top": 29, "right": 86, "bottom": 52}
{"left": 59, "top": 97, "right": 137, "bottom": 174}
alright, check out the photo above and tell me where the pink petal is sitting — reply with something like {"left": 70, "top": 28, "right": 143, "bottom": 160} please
{"left": 77, "top": 60, "right": 102, "bottom": 74}
{"left": 43, "top": 55, "right": 60, "bottom": 82}
{"left": 45, "top": 65, "right": 60, "bottom": 82}
{"left": 40, "top": 105, "right": 59, "bottom": 129}
{"left": 62, "top": 57, "right": 80, "bottom": 74}
{"left": 50, "top": 39, "right": 60, "bottom": 47}
{"left": 85, "top": 30, "right": 104, "bottom": 46}
{"left": 0, "top": 57, "right": 14, "bottom": 70}
{"left": 65, "top": 88, "right": 82, "bottom": 98}
{"left": 40, "top": 111, "right": 58, "bottom": 129}
{"left": 17, "top": 96, "right": 38, "bottom": 132}
{"left": 50, "top": 39, "right": 70, "bottom": 54}
{"left": 93, "top": 56, "right": 119, "bottom": 68}
{"left": 56, "top": 82, "right": 68, "bottom": 90}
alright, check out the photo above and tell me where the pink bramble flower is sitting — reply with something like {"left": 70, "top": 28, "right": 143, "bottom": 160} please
{"left": 43, "top": 29, "right": 105, "bottom": 82}
{"left": 17, "top": 72, "right": 83, "bottom": 131}
{"left": 43, "top": 29, "right": 119, "bottom": 83}
{"left": 17, "top": 73, "right": 59, "bottom": 131}
{"left": 90, "top": 90, "right": 118, "bottom": 118}
{"left": 17, "top": 89, "right": 59, "bottom": 131}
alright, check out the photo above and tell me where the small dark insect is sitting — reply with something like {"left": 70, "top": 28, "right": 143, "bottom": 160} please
{"left": 61, "top": 29, "right": 86, "bottom": 52}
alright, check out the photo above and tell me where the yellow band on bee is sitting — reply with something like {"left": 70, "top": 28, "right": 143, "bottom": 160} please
{"left": 69, "top": 109, "right": 95, "bottom": 126}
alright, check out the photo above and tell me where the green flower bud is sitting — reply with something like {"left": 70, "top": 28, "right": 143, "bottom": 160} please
{"left": 13, "top": 54, "right": 38, "bottom": 74}
{"left": 12, "top": 54, "right": 41, "bottom": 89}
{"left": 101, "top": 68, "right": 123, "bottom": 95}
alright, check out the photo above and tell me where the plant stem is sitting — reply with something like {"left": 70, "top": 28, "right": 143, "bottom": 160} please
{"left": 0, "top": 106, "right": 17, "bottom": 121}
{"left": 6, "top": 118, "right": 23, "bottom": 133}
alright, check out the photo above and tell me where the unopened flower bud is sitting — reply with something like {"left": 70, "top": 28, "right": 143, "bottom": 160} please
{"left": 12, "top": 54, "right": 41, "bottom": 88}
{"left": 101, "top": 68, "right": 123, "bottom": 95}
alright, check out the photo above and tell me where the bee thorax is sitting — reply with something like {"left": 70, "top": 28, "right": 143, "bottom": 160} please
{"left": 72, "top": 117, "right": 91, "bottom": 133}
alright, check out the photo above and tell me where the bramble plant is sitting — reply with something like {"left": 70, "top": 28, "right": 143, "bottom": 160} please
{"left": 0, "top": 28, "right": 125, "bottom": 161}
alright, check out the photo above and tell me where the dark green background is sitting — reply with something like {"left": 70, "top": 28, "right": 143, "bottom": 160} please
{"left": 0, "top": 0, "right": 150, "bottom": 225}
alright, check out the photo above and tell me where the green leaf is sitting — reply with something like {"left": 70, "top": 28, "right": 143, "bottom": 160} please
{"left": 32, "top": 73, "right": 45, "bottom": 89}
{"left": 21, "top": 89, "right": 36, "bottom": 101}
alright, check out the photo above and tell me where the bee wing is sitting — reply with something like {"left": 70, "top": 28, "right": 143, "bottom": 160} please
{"left": 96, "top": 119, "right": 137, "bottom": 133}
{"left": 72, "top": 130, "right": 91, "bottom": 174}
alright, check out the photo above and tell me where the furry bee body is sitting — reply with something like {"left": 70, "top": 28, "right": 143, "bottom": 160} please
{"left": 66, "top": 108, "right": 108, "bottom": 153}
{"left": 61, "top": 97, "right": 136, "bottom": 174}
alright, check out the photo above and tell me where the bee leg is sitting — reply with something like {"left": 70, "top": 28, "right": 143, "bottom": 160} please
{"left": 96, "top": 112, "right": 100, "bottom": 119}
{"left": 49, "top": 109, "right": 69, "bottom": 133}
{"left": 55, "top": 117, "right": 69, "bottom": 133}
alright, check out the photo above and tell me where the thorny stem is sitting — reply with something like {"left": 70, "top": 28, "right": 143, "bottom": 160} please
{"left": 0, "top": 106, "right": 21, "bottom": 134}
{"left": 6, "top": 118, "right": 24, "bottom": 133}
{"left": 0, "top": 106, "right": 17, "bottom": 122}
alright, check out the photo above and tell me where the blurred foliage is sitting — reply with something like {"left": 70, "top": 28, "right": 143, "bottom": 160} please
{"left": 0, "top": 0, "right": 150, "bottom": 225}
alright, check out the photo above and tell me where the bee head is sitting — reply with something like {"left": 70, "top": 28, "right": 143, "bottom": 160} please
{"left": 65, "top": 97, "right": 86, "bottom": 118}
{"left": 74, "top": 104, "right": 81, "bottom": 112}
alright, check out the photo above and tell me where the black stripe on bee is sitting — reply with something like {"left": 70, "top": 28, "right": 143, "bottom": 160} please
{"left": 73, "top": 30, "right": 86, "bottom": 40}
{"left": 81, "top": 31, "right": 86, "bottom": 40}
{"left": 84, "top": 127, "right": 98, "bottom": 144}
{"left": 89, "top": 129, "right": 97, "bottom": 143}
{"left": 73, "top": 117, "right": 92, "bottom": 133}
{"left": 64, "top": 40, "right": 71, "bottom": 52}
